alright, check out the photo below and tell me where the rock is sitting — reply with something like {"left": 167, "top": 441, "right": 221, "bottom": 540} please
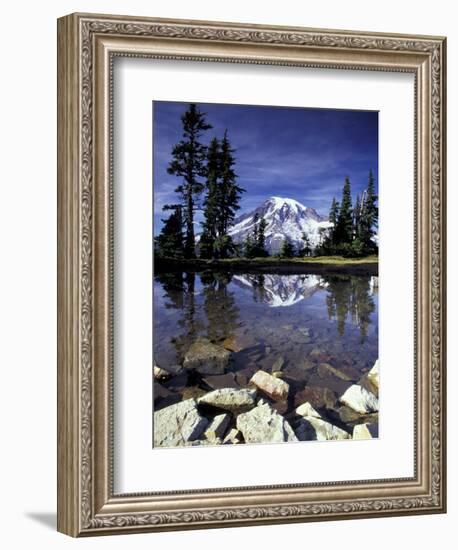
{"left": 367, "top": 359, "right": 379, "bottom": 390}
{"left": 181, "top": 386, "right": 208, "bottom": 401}
{"left": 271, "top": 356, "right": 285, "bottom": 374}
{"left": 272, "top": 371, "right": 285, "bottom": 379}
{"left": 183, "top": 338, "right": 230, "bottom": 375}
{"left": 237, "top": 402, "right": 298, "bottom": 444}
{"left": 337, "top": 405, "right": 364, "bottom": 423}
{"left": 153, "top": 399, "right": 209, "bottom": 447}
{"left": 295, "top": 417, "right": 350, "bottom": 441}
{"left": 184, "top": 438, "right": 223, "bottom": 446}
{"left": 153, "top": 383, "right": 182, "bottom": 411}
{"left": 204, "top": 413, "right": 232, "bottom": 441}
{"left": 296, "top": 401, "right": 321, "bottom": 419}
{"left": 295, "top": 400, "right": 350, "bottom": 441}
{"left": 198, "top": 388, "right": 257, "bottom": 413}
{"left": 340, "top": 385, "right": 379, "bottom": 414}
{"left": 294, "top": 386, "right": 337, "bottom": 410}
{"left": 222, "top": 335, "right": 244, "bottom": 353}
{"left": 153, "top": 362, "right": 183, "bottom": 379}
{"left": 223, "top": 428, "right": 243, "bottom": 444}
{"left": 317, "top": 363, "right": 352, "bottom": 381}
{"left": 203, "top": 373, "right": 240, "bottom": 390}
{"left": 353, "top": 423, "right": 379, "bottom": 439}
{"left": 165, "top": 372, "right": 189, "bottom": 392}
{"left": 338, "top": 406, "right": 379, "bottom": 425}
{"left": 309, "top": 348, "right": 331, "bottom": 362}
{"left": 250, "top": 370, "right": 289, "bottom": 401}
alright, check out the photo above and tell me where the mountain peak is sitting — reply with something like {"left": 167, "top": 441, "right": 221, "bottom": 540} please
{"left": 228, "top": 196, "right": 331, "bottom": 254}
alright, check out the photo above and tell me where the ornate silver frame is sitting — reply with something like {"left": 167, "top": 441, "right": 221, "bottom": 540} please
{"left": 57, "top": 13, "right": 446, "bottom": 536}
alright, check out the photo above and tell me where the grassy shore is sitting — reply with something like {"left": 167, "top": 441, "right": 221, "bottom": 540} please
{"left": 155, "top": 255, "right": 378, "bottom": 276}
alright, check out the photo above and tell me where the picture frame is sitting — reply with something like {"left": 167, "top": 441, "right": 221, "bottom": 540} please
{"left": 57, "top": 12, "right": 446, "bottom": 536}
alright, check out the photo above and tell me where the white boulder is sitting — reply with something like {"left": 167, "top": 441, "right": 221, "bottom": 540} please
{"left": 153, "top": 399, "right": 209, "bottom": 448}
{"left": 198, "top": 388, "right": 257, "bottom": 413}
{"left": 236, "top": 402, "right": 298, "bottom": 444}
{"left": 340, "top": 384, "right": 379, "bottom": 415}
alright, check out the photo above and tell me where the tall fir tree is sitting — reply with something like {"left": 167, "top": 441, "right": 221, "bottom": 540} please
{"left": 353, "top": 193, "right": 362, "bottom": 240}
{"left": 359, "top": 169, "right": 378, "bottom": 251}
{"left": 335, "top": 177, "right": 353, "bottom": 245}
{"left": 154, "top": 204, "right": 184, "bottom": 259}
{"left": 328, "top": 197, "right": 340, "bottom": 244}
{"left": 257, "top": 216, "right": 268, "bottom": 256}
{"left": 280, "top": 238, "right": 295, "bottom": 258}
{"left": 167, "top": 104, "right": 212, "bottom": 258}
{"left": 301, "top": 232, "right": 312, "bottom": 257}
{"left": 215, "top": 130, "right": 244, "bottom": 257}
{"left": 199, "top": 137, "right": 220, "bottom": 259}
{"left": 252, "top": 213, "right": 260, "bottom": 249}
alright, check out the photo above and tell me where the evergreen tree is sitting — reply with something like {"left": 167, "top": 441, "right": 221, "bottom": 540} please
{"left": 199, "top": 137, "right": 220, "bottom": 258}
{"left": 353, "top": 193, "right": 362, "bottom": 239}
{"left": 244, "top": 234, "right": 255, "bottom": 259}
{"left": 329, "top": 197, "right": 340, "bottom": 244}
{"left": 359, "top": 169, "right": 378, "bottom": 251}
{"left": 154, "top": 204, "right": 184, "bottom": 258}
{"left": 280, "top": 238, "right": 295, "bottom": 258}
{"left": 301, "top": 232, "right": 312, "bottom": 257}
{"left": 257, "top": 216, "right": 268, "bottom": 256}
{"left": 216, "top": 130, "right": 245, "bottom": 257}
{"left": 335, "top": 177, "right": 353, "bottom": 245}
{"left": 252, "top": 213, "right": 259, "bottom": 249}
{"left": 167, "top": 104, "right": 212, "bottom": 258}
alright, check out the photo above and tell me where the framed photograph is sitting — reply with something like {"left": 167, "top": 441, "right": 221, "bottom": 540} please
{"left": 57, "top": 13, "right": 446, "bottom": 536}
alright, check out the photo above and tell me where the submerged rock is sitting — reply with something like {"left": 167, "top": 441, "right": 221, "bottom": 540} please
{"left": 317, "top": 363, "right": 352, "bottom": 381}
{"left": 153, "top": 399, "right": 209, "bottom": 448}
{"left": 203, "top": 372, "right": 240, "bottom": 390}
{"left": 340, "top": 384, "right": 379, "bottom": 414}
{"left": 250, "top": 370, "right": 289, "bottom": 401}
{"left": 294, "top": 386, "right": 337, "bottom": 411}
{"left": 222, "top": 335, "right": 244, "bottom": 353}
{"left": 198, "top": 388, "right": 257, "bottom": 413}
{"left": 271, "top": 356, "right": 285, "bottom": 374}
{"left": 237, "top": 402, "right": 298, "bottom": 444}
{"left": 183, "top": 337, "right": 230, "bottom": 375}
{"left": 204, "top": 413, "right": 232, "bottom": 441}
{"left": 353, "top": 423, "right": 379, "bottom": 439}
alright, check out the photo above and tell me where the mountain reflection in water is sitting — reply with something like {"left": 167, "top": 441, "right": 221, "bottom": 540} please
{"left": 154, "top": 270, "right": 377, "bottom": 381}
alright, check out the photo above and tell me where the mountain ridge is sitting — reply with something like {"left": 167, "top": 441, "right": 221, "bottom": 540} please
{"left": 227, "top": 196, "right": 332, "bottom": 254}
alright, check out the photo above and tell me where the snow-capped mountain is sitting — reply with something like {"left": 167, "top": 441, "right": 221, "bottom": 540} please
{"left": 232, "top": 273, "right": 326, "bottom": 307}
{"left": 228, "top": 196, "right": 332, "bottom": 254}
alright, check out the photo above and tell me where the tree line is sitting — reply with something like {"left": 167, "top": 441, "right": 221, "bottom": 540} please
{"left": 315, "top": 170, "right": 378, "bottom": 257}
{"left": 154, "top": 104, "right": 244, "bottom": 260}
{"left": 155, "top": 103, "right": 378, "bottom": 261}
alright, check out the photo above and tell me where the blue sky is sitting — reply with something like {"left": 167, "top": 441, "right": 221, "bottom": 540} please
{"left": 153, "top": 101, "right": 378, "bottom": 233}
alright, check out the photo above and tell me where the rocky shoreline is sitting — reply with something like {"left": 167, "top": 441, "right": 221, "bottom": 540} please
{"left": 153, "top": 336, "right": 379, "bottom": 448}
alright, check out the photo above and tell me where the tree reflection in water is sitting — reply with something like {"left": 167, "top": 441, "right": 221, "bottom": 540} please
{"left": 324, "top": 275, "right": 376, "bottom": 342}
{"left": 200, "top": 271, "right": 240, "bottom": 342}
{"left": 154, "top": 271, "right": 377, "bottom": 357}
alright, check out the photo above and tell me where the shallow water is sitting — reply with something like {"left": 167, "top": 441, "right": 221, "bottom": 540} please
{"left": 153, "top": 269, "right": 378, "bottom": 426}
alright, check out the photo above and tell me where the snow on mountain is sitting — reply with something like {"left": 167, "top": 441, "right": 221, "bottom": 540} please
{"left": 232, "top": 273, "right": 326, "bottom": 307}
{"left": 228, "top": 196, "right": 332, "bottom": 254}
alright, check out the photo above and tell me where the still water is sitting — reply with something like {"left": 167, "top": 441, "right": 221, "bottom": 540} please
{"left": 153, "top": 270, "right": 378, "bottom": 421}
